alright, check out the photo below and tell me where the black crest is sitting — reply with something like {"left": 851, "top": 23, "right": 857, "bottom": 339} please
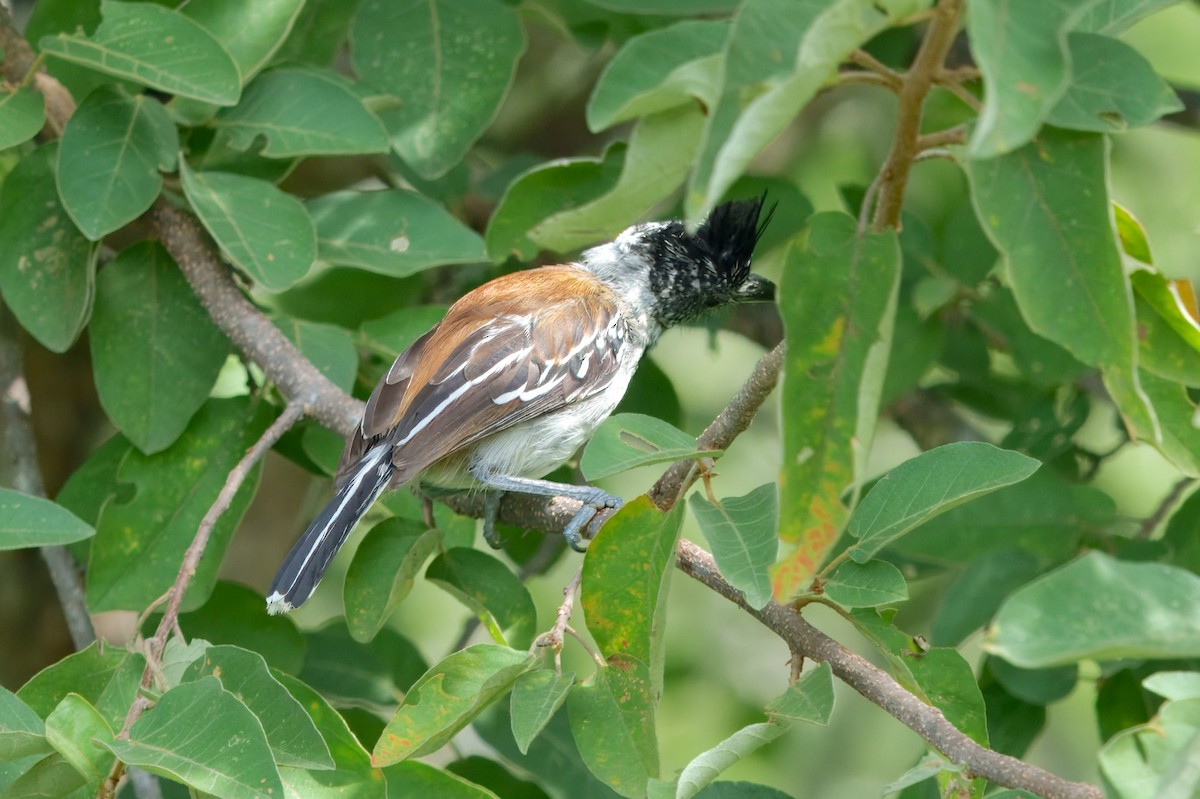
{"left": 643, "top": 194, "right": 775, "bottom": 325}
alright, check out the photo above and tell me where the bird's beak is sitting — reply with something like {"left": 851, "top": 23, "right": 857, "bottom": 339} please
{"left": 737, "top": 274, "right": 776, "bottom": 302}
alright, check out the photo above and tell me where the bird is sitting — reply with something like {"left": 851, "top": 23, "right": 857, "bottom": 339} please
{"left": 266, "top": 195, "right": 776, "bottom": 615}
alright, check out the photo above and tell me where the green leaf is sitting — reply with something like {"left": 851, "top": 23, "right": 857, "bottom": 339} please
{"left": 0, "top": 88, "right": 45, "bottom": 149}
{"left": 967, "top": 130, "right": 1156, "bottom": 438}
{"left": 1145, "top": 672, "right": 1200, "bottom": 702}
{"left": 86, "top": 398, "right": 270, "bottom": 612}
{"left": 273, "top": 670, "right": 385, "bottom": 798}
{"left": 686, "top": 0, "right": 923, "bottom": 221}
{"left": 343, "top": 519, "right": 441, "bottom": 641}
{"left": 299, "top": 623, "right": 428, "bottom": 708}
{"left": 43, "top": 694, "right": 114, "bottom": 789}
{"left": 426, "top": 548, "right": 537, "bottom": 650}
{"left": 353, "top": 0, "right": 526, "bottom": 178}
{"left": 1073, "top": 0, "right": 1181, "bottom": 34}
{"left": 586, "top": 0, "right": 739, "bottom": 12}
{"left": 0, "top": 489, "right": 94, "bottom": 550}
{"left": 987, "top": 657, "right": 1077, "bottom": 706}
{"left": 854, "top": 611, "right": 989, "bottom": 747}
{"left": 270, "top": 0, "right": 360, "bottom": 68}
{"left": 688, "top": 485, "right": 777, "bottom": 610}
{"left": 965, "top": 0, "right": 1082, "bottom": 157}
{"left": 56, "top": 85, "right": 176, "bottom": 240}
{"left": 17, "top": 643, "right": 146, "bottom": 731}
{"left": 673, "top": 664, "right": 833, "bottom": 799}
{"left": 384, "top": 761, "right": 500, "bottom": 799}
{"left": 473, "top": 703, "right": 620, "bottom": 799}
{"left": 530, "top": 106, "right": 706, "bottom": 253}
{"left": 308, "top": 190, "right": 486, "bottom": 276}
{"left": 182, "top": 645, "right": 333, "bottom": 770}
{"left": 0, "top": 145, "right": 96, "bottom": 353}
{"left": 0, "top": 686, "right": 50, "bottom": 761}
{"left": 568, "top": 657, "right": 659, "bottom": 798}
{"left": 931, "top": 549, "right": 1041, "bottom": 647}
{"left": 360, "top": 305, "right": 449, "bottom": 356}
{"left": 1100, "top": 696, "right": 1200, "bottom": 799}
{"left": 989, "top": 552, "right": 1200, "bottom": 667}
{"left": 215, "top": 68, "right": 389, "bottom": 158}
{"left": 775, "top": 213, "right": 900, "bottom": 599}
{"left": 1139, "top": 370, "right": 1200, "bottom": 476}
{"left": 181, "top": 0, "right": 305, "bottom": 83}
{"left": 902, "top": 481, "right": 1105, "bottom": 574}
{"left": 485, "top": 145, "right": 626, "bottom": 262}
{"left": 846, "top": 443, "right": 1040, "bottom": 562}
{"left": 106, "top": 676, "right": 284, "bottom": 799}
{"left": 581, "top": 413, "right": 720, "bottom": 481}
{"left": 89, "top": 241, "right": 231, "bottom": 454}
{"left": 275, "top": 316, "right": 358, "bottom": 393}
{"left": 372, "top": 644, "right": 537, "bottom": 766}
{"left": 822, "top": 560, "right": 907, "bottom": 608}
{"left": 582, "top": 497, "right": 686, "bottom": 694}
{"left": 40, "top": 0, "right": 241, "bottom": 105}
{"left": 1047, "top": 33, "right": 1182, "bottom": 132}
{"left": 180, "top": 163, "right": 316, "bottom": 291}
{"left": 510, "top": 670, "right": 574, "bottom": 756}
{"left": 587, "top": 20, "right": 726, "bottom": 131}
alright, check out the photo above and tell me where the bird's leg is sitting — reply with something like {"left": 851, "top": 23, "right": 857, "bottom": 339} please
{"left": 469, "top": 468, "right": 623, "bottom": 551}
{"left": 482, "top": 491, "right": 505, "bottom": 549}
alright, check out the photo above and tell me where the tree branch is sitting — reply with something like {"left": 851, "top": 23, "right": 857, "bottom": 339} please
{"left": 871, "top": 0, "right": 964, "bottom": 232}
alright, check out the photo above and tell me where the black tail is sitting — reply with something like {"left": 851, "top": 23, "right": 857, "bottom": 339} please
{"left": 266, "top": 446, "right": 394, "bottom": 614}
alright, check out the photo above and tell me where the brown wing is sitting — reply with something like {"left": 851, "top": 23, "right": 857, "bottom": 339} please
{"left": 335, "top": 266, "right": 630, "bottom": 487}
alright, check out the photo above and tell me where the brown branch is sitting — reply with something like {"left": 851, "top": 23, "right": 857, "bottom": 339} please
{"left": 0, "top": 5, "right": 74, "bottom": 136}
{"left": 114, "top": 402, "right": 304, "bottom": 748}
{"left": 675, "top": 541, "right": 1101, "bottom": 799}
{"left": 150, "top": 202, "right": 361, "bottom": 434}
{"left": 871, "top": 0, "right": 965, "bottom": 232}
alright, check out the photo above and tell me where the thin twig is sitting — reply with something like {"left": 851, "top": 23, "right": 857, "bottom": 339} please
{"left": 116, "top": 402, "right": 305, "bottom": 739}
{"left": 531, "top": 567, "right": 585, "bottom": 670}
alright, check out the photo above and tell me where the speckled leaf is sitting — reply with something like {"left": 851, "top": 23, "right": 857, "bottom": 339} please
{"left": 775, "top": 213, "right": 899, "bottom": 599}
{"left": 308, "top": 190, "right": 485, "bottom": 276}
{"left": 181, "top": 163, "right": 316, "bottom": 291}
{"left": 581, "top": 497, "right": 685, "bottom": 695}
{"left": 0, "top": 145, "right": 96, "bottom": 352}
{"left": 372, "top": 645, "right": 536, "bottom": 766}
{"left": 353, "top": 0, "right": 526, "bottom": 178}
{"left": 568, "top": 657, "right": 658, "bottom": 798}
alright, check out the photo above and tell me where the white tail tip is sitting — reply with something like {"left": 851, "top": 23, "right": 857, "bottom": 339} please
{"left": 265, "top": 592, "right": 294, "bottom": 616}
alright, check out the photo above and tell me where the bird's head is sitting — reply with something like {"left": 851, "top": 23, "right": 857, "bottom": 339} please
{"left": 584, "top": 196, "right": 776, "bottom": 329}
